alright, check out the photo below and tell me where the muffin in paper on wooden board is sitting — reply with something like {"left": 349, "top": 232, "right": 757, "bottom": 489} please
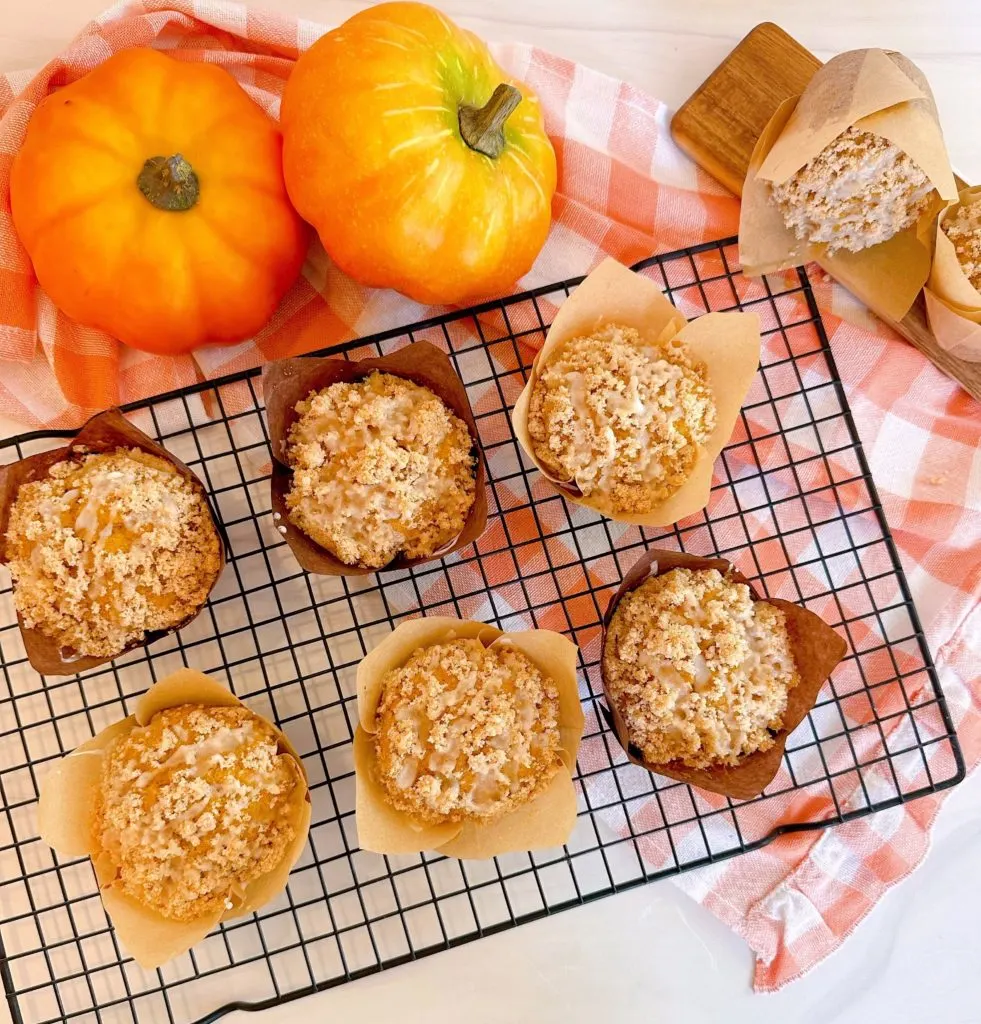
{"left": 740, "top": 48, "right": 958, "bottom": 320}
{"left": 353, "top": 617, "right": 584, "bottom": 858}
{"left": 925, "top": 185, "right": 981, "bottom": 362}
{"left": 37, "top": 669, "right": 312, "bottom": 970}
{"left": 0, "top": 409, "right": 226, "bottom": 676}
{"left": 600, "top": 548, "right": 847, "bottom": 800}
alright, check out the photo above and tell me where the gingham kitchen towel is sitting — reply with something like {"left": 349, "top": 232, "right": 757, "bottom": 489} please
{"left": 0, "top": 0, "right": 978, "bottom": 992}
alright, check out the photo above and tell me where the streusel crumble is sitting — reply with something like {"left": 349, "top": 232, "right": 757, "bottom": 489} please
{"left": 94, "top": 704, "right": 299, "bottom": 922}
{"left": 5, "top": 448, "right": 221, "bottom": 658}
{"left": 604, "top": 568, "right": 800, "bottom": 768}
{"left": 770, "top": 127, "right": 933, "bottom": 254}
{"left": 374, "top": 638, "right": 563, "bottom": 824}
{"left": 527, "top": 323, "right": 716, "bottom": 514}
{"left": 285, "top": 372, "right": 476, "bottom": 568}
{"left": 943, "top": 200, "right": 981, "bottom": 292}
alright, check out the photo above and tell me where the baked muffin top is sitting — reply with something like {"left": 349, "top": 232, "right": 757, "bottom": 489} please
{"left": 943, "top": 200, "right": 981, "bottom": 292}
{"left": 94, "top": 704, "right": 299, "bottom": 922}
{"left": 285, "top": 372, "right": 476, "bottom": 568}
{"left": 374, "top": 638, "right": 563, "bottom": 824}
{"left": 770, "top": 127, "right": 933, "bottom": 254}
{"left": 604, "top": 568, "right": 800, "bottom": 769}
{"left": 5, "top": 447, "right": 221, "bottom": 658}
{"left": 527, "top": 323, "right": 715, "bottom": 514}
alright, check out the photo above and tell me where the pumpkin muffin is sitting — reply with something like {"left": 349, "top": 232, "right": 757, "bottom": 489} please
{"left": 94, "top": 703, "right": 301, "bottom": 922}
{"left": 374, "top": 637, "right": 563, "bottom": 825}
{"left": 603, "top": 568, "right": 800, "bottom": 769}
{"left": 284, "top": 372, "right": 476, "bottom": 568}
{"left": 941, "top": 200, "right": 981, "bottom": 291}
{"left": 527, "top": 323, "right": 716, "bottom": 515}
{"left": 770, "top": 127, "right": 933, "bottom": 254}
{"left": 5, "top": 447, "right": 221, "bottom": 659}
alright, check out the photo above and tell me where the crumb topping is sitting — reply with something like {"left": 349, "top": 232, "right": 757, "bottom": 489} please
{"left": 604, "top": 568, "right": 800, "bottom": 769}
{"left": 5, "top": 448, "right": 221, "bottom": 658}
{"left": 770, "top": 127, "right": 933, "bottom": 254}
{"left": 527, "top": 323, "right": 716, "bottom": 514}
{"left": 374, "top": 638, "right": 563, "bottom": 825}
{"left": 94, "top": 704, "right": 299, "bottom": 922}
{"left": 285, "top": 372, "right": 477, "bottom": 569}
{"left": 943, "top": 200, "right": 981, "bottom": 292}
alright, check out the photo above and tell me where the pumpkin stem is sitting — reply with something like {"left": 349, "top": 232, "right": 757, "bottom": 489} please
{"left": 459, "top": 84, "right": 522, "bottom": 159}
{"left": 137, "top": 154, "right": 200, "bottom": 212}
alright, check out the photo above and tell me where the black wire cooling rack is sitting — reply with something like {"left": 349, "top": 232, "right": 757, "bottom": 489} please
{"left": 0, "top": 237, "right": 964, "bottom": 1024}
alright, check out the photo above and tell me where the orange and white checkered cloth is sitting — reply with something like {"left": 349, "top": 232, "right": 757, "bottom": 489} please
{"left": 1, "top": 0, "right": 979, "bottom": 992}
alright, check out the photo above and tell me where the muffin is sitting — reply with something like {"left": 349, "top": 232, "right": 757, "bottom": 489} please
{"left": 941, "top": 199, "right": 981, "bottom": 291}
{"left": 95, "top": 704, "right": 301, "bottom": 922}
{"left": 37, "top": 670, "right": 311, "bottom": 969}
{"left": 5, "top": 446, "right": 221, "bottom": 659}
{"left": 769, "top": 127, "right": 934, "bottom": 254}
{"left": 527, "top": 322, "right": 716, "bottom": 515}
{"left": 604, "top": 567, "right": 800, "bottom": 769}
{"left": 354, "top": 618, "right": 584, "bottom": 857}
{"left": 284, "top": 372, "right": 476, "bottom": 568}
{"left": 374, "top": 637, "right": 562, "bottom": 825}
{"left": 512, "top": 258, "right": 760, "bottom": 527}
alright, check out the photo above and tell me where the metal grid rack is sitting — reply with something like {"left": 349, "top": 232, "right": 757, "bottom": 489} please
{"left": 0, "top": 238, "right": 964, "bottom": 1024}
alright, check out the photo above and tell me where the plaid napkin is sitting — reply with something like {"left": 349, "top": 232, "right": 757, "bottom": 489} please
{"left": 0, "top": 0, "right": 978, "bottom": 991}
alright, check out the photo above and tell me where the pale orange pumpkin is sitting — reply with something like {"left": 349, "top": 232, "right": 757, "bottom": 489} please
{"left": 281, "top": 2, "right": 557, "bottom": 306}
{"left": 11, "top": 48, "right": 308, "bottom": 355}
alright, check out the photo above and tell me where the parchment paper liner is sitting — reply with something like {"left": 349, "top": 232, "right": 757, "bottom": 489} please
{"left": 37, "top": 669, "right": 312, "bottom": 970}
{"left": 0, "top": 409, "right": 227, "bottom": 676}
{"left": 512, "top": 258, "right": 761, "bottom": 526}
{"left": 354, "top": 617, "right": 584, "bottom": 857}
{"left": 600, "top": 549, "right": 847, "bottom": 800}
{"left": 263, "top": 341, "right": 488, "bottom": 576}
{"left": 924, "top": 185, "right": 981, "bottom": 361}
{"left": 739, "top": 48, "right": 958, "bottom": 322}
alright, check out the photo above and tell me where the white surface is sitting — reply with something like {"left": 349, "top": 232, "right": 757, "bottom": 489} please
{"left": 3, "top": 2, "right": 979, "bottom": 1023}
{"left": 244, "top": 773, "right": 981, "bottom": 1024}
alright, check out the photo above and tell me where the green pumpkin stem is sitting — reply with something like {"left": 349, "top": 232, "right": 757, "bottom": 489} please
{"left": 459, "top": 84, "right": 522, "bottom": 159}
{"left": 137, "top": 154, "right": 200, "bottom": 212}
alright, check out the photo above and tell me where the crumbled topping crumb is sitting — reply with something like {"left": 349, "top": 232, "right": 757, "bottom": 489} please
{"left": 375, "top": 638, "right": 562, "bottom": 824}
{"left": 286, "top": 372, "right": 476, "bottom": 569}
{"left": 95, "top": 704, "right": 298, "bottom": 922}
{"left": 604, "top": 568, "right": 800, "bottom": 768}
{"left": 5, "top": 448, "right": 221, "bottom": 658}
{"left": 527, "top": 323, "right": 715, "bottom": 514}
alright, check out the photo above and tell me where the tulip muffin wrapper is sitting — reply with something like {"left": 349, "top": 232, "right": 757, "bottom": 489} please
{"left": 0, "top": 408, "right": 227, "bottom": 676}
{"left": 600, "top": 548, "right": 848, "bottom": 800}
{"left": 925, "top": 184, "right": 981, "bottom": 362}
{"left": 739, "top": 48, "right": 958, "bottom": 322}
{"left": 511, "top": 258, "right": 761, "bottom": 527}
{"left": 37, "top": 669, "right": 312, "bottom": 970}
{"left": 263, "top": 341, "right": 488, "bottom": 576}
{"left": 353, "top": 617, "right": 585, "bottom": 858}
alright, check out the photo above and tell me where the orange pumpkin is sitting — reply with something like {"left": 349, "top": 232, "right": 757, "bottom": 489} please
{"left": 281, "top": 2, "right": 557, "bottom": 306}
{"left": 11, "top": 48, "right": 308, "bottom": 355}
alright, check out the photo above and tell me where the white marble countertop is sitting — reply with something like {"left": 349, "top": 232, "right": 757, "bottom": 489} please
{"left": 2, "top": 3, "right": 978, "bottom": 1023}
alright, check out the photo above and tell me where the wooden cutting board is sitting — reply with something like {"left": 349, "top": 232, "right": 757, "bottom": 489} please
{"left": 670, "top": 22, "right": 981, "bottom": 402}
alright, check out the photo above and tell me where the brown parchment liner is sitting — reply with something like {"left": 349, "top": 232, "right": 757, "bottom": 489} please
{"left": 512, "top": 258, "right": 761, "bottom": 526}
{"left": 600, "top": 549, "right": 847, "bottom": 800}
{"left": 353, "top": 617, "right": 585, "bottom": 858}
{"left": 0, "top": 409, "right": 227, "bottom": 676}
{"left": 924, "top": 185, "right": 981, "bottom": 361}
{"left": 36, "top": 669, "right": 312, "bottom": 970}
{"left": 740, "top": 48, "right": 958, "bottom": 322}
{"left": 263, "top": 341, "right": 488, "bottom": 576}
